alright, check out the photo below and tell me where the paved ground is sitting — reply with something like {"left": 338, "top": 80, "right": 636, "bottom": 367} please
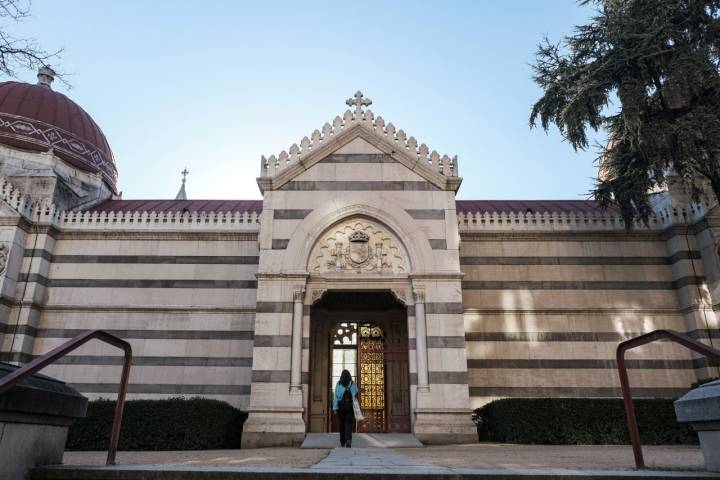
{"left": 400, "top": 444, "right": 705, "bottom": 471}
{"left": 63, "top": 444, "right": 705, "bottom": 471}
{"left": 62, "top": 448, "right": 329, "bottom": 468}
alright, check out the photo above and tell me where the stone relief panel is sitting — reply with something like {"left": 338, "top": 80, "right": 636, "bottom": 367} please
{"left": 0, "top": 243, "right": 8, "bottom": 276}
{"left": 309, "top": 218, "right": 408, "bottom": 275}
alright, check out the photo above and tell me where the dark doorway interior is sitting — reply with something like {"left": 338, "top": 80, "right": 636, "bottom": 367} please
{"left": 309, "top": 291, "right": 410, "bottom": 433}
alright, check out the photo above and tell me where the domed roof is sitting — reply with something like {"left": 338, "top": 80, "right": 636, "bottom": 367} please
{"left": 0, "top": 70, "right": 118, "bottom": 193}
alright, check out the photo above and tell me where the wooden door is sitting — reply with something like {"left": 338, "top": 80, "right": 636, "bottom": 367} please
{"left": 308, "top": 292, "right": 410, "bottom": 434}
{"left": 384, "top": 310, "right": 410, "bottom": 433}
{"left": 309, "top": 310, "right": 329, "bottom": 432}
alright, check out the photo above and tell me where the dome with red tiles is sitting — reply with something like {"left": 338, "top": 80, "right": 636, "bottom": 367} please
{"left": 0, "top": 68, "right": 118, "bottom": 192}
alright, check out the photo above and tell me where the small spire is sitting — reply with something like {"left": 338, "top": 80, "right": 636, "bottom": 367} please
{"left": 175, "top": 168, "right": 188, "bottom": 200}
{"left": 37, "top": 66, "right": 55, "bottom": 88}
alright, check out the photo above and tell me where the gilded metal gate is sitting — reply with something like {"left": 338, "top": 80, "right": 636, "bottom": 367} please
{"left": 358, "top": 324, "right": 385, "bottom": 432}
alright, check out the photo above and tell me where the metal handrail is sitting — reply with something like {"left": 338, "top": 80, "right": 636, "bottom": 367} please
{"left": 0, "top": 330, "right": 132, "bottom": 465}
{"left": 616, "top": 328, "right": 720, "bottom": 469}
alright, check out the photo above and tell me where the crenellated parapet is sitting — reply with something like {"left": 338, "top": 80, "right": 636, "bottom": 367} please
{"left": 457, "top": 201, "right": 709, "bottom": 232}
{"left": 52, "top": 209, "right": 260, "bottom": 231}
{"left": 0, "top": 175, "right": 260, "bottom": 232}
{"left": 259, "top": 91, "right": 458, "bottom": 180}
{"left": 0, "top": 175, "right": 35, "bottom": 218}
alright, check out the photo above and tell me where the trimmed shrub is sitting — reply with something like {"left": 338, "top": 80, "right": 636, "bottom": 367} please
{"left": 473, "top": 398, "right": 697, "bottom": 445}
{"left": 67, "top": 397, "right": 248, "bottom": 451}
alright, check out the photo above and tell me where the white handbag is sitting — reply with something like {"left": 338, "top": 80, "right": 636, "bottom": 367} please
{"left": 352, "top": 396, "right": 364, "bottom": 421}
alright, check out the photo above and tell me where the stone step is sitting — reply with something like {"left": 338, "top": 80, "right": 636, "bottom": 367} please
{"left": 301, "top": 433, "right": 423, "bottom": 448}
{"left": 29, "top": 465, "right": 720, "bottom": 480}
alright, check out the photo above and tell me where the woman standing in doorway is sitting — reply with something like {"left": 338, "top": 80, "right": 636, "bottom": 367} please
{"left": 332, "top": 369, "right": 358, "bottom": 448}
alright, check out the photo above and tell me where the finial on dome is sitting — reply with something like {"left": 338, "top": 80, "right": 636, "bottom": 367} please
{"left": 37, "top": 66, "right": 55, "bottom": 88}
{"left": 345, "top": 90, "right": 372, "bottom": 114}
{"left": 175, "top": 168, "right": 188, "bottom": 200}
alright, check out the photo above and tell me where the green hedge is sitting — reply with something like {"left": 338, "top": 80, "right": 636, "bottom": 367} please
{"left": 67, "top": 398, "right": 248, "bottom": 451}
{"left": 473, "top": 398, "right": 697, "bottom": 445}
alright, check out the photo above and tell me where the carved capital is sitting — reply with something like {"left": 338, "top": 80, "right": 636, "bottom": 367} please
{"left": 310, "top": 288, "right": 327, "bottom": 305}
{"left": 293, "top": 289, "right": 305, "bottom": 303}
{"left": 413, "top": 288, "right": 426, "bottom": 304}
{"left": 389, "top": 288, "right": 410, "bottom": 306}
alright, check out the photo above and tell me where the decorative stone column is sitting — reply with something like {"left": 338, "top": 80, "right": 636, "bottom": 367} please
{"left": 290, "top": 289, "right": 304, "bottom": 391}
{"left": 413, "top": 288, "right": 429, "bottom": 391}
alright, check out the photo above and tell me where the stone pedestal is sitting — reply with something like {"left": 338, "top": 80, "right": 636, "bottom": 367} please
{"left": 413, "top": 391, "right": 476, "bottom": 444}
{"left": 240, "top": 407, "right": 306, "bottom": 448}
{"left": 674, "top": 378, "right": 720, "bottom": 472}
{"left": 0, "top": 362, "right": 88, "bottom": 480}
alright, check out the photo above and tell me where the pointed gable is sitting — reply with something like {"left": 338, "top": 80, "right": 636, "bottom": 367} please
{"left": 257, "top": 91, "right": 461, "bottom": 193}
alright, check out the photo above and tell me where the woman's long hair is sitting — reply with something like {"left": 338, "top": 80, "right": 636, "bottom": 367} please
{"left": 339, "top": 369, "right": 352, "bottom": 387}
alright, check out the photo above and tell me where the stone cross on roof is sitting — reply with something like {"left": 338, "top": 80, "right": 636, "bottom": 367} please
{"left": 346, "top": 90, "right": 372, "bottom": 114}
{"left": 175, "top": 168, "right": 189, "bottom": 200}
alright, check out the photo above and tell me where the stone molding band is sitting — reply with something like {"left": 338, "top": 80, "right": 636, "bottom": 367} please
{"left": 320, "top": 154, "right": 396, "bottom": 163}
{"left": 467, "top": 358, "right": 715, "bottom": 369}
{"left": 23, "top": 251, "right": 261, "bottom": 265}
{"left": 279, "top": 181, "right": 438, "bottom": 191}
{"left": 0, "top": 354, "right": 253, "bottom": 367}
{"left": 29, "top": 328, "right": 254, "bottom": 340}
{"left": 465, "top": 329, "right": 720, "bottom": 341}
{"left": 272, "top": 239, "right": 290, "bottom": 249}
{"left": 273, "top": 209, "right": 313, "bottom": 220}
{"left": 462, "top": 278, "right": 703, "bottom": 290}
{"left": 69, "top": 383, "right": 249, "bottom": 395}
{"left": 469, "top": 386, "right": 691, "bottom": 398}
{"left": 17, "top": 274, "right": 258, "bottom": 289}
{"left": 406, "top": 209, "right": 446, "bottom": 220}
{"left": 460, "top": 252, "right": 701, "bottom": 266}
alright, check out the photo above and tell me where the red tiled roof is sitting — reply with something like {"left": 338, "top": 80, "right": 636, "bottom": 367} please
{"left": 87, "top": 199, "right": 610, "bottom": 215}
{"left": 88, "top": 199, "right": 263, "bottom": 213}
{"left": 455, "top": 200, "right": 611, "bottom": 214}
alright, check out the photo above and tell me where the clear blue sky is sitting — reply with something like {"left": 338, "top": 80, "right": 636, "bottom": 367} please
{"left": 14, "top": 0, "right": 601, "bottom": 200}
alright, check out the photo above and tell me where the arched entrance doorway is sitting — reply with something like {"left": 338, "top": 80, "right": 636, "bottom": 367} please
{"left": 308, "top": 291, "right": 410, "bottom": 433}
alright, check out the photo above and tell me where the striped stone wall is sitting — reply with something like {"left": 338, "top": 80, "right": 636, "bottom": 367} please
{"left": 250, "top": 142, "right": 461, "bottom": 403}
{"left": 2, "top": 228, "right": 259, "bottom": 409}
{"left": 243, "top": 133, "right": 474, "bottom": 445}
{"left": 459, "top": 228, "right": 715, "bottom": 409}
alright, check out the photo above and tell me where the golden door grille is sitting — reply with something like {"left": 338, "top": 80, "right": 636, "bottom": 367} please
{"left": 359, "top": 324, "right": 385, "bottom": 432}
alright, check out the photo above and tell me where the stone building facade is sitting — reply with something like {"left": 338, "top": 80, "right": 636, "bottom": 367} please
{"left": 0, "top": 74, "right": 718, "bottom": 446}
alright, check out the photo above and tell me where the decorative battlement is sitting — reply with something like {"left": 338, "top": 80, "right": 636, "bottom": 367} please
{"left": 260, "top": 91, "right": 458, "bottom": 179}
{"left": 0, "top": 175, "right": 260, "bottom": 232}
{"left": 0, "top": 175, "right": 35, "bottom": 218}
{"left": 457, "top": 199, "right": 709, "bottom": 232}
{"left": 52, "top": 209, "right": 260, "bottom": 232}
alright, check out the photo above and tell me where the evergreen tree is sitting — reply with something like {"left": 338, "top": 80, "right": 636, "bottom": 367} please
{"left": 530, "top": 0, "right": 720, "bottom": 226}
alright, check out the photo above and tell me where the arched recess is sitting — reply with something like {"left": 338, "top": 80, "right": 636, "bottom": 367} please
{"left": 281, "top": 202, "right": 437, "bottom": 275}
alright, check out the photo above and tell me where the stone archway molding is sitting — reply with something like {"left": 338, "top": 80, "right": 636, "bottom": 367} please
{"left": 282, "top": 202, "right": 436, "bottom": 274}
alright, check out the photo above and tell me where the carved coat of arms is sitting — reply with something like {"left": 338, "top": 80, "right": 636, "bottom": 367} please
{"left": 310, "top": 219, "right": 407, "bottom": 274}
{"left": 348, "top": 231, "right": 370, "bottom": 265}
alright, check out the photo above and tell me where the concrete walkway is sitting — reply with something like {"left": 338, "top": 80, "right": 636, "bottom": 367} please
{"left": 61, "top": 444, "right": 706, "bottom": 471}
{"left": 301, "top": 433, "right": 423, "bottom": 448}
{"left": 310, "top": 447, "right": 450, "bottom": 474}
